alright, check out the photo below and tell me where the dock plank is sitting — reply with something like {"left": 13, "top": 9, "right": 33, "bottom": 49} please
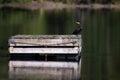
{"left": 9, "top": 47, "right": 81, "bottom": 54}
{"left": 9, "top": 35, "right": 82, "bottom": 46}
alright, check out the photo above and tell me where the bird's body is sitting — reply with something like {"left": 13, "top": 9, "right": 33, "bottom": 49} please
{"left": 72, "top": 27, "right": 82, "bottom": 35}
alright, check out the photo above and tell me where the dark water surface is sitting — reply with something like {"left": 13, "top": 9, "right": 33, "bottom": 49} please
{"left": 0, "top": 7, "right": 120, "bottom": 80}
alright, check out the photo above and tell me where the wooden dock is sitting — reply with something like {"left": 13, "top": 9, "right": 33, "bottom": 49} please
{"left": 8, "top": 35, "right": 82, "bottom": 80}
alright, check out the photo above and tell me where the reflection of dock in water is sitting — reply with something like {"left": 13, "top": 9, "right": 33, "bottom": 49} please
{"left": 9, "top": 62, "right": 77, "bottom": 80}
{"left": 8, "top": 35, "right": 82, "bottom": 80}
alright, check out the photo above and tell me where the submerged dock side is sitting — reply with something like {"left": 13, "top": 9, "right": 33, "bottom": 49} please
{"left": 8, "top": 35, "right": 82, "bottom": 80}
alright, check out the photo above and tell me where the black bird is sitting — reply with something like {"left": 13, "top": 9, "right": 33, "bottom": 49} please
{"left": 72, "top": 22, "right": 83, "bottom": 35}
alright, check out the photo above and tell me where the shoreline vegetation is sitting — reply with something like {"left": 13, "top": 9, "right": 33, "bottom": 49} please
{"left": 0, "top": 1, "right": 120, "bottom": 10}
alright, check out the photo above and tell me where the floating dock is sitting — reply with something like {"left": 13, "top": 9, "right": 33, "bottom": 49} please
{"left": 8, "top": 35, "right": 82, "bottom": 80}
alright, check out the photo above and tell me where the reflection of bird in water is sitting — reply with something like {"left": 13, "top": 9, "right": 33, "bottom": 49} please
{"left": 72, "top": 22, "right": 83, "bottom": 35}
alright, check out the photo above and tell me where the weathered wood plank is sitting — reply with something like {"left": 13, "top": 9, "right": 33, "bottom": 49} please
{"left": 9, "top": 35, "right": 82, "bottom": 46}
{"left": 9, "top": 61, "right": 78, "bottom": 69}
{"left": 11, "top": 35, "right": 81, "bottom": 39}
{"left": 9, "top": 47, "right": 80, "bottom": 54}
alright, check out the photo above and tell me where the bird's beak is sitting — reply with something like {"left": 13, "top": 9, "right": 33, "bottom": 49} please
{"left": 76, "top": 22, "right": 80, "bottom": 25}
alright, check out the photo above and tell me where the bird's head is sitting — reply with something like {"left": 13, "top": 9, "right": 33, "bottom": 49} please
{"left": 76, "top": 21, "right": 80, "bottom": 25}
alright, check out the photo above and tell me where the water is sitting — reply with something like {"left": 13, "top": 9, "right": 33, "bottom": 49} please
{"left": 0, "top": 7, "right": 120, "bottom": 80}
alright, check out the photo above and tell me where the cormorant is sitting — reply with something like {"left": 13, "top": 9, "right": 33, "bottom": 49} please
{"left": 72, "top": 22, "right": 83, "bottom": 35}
